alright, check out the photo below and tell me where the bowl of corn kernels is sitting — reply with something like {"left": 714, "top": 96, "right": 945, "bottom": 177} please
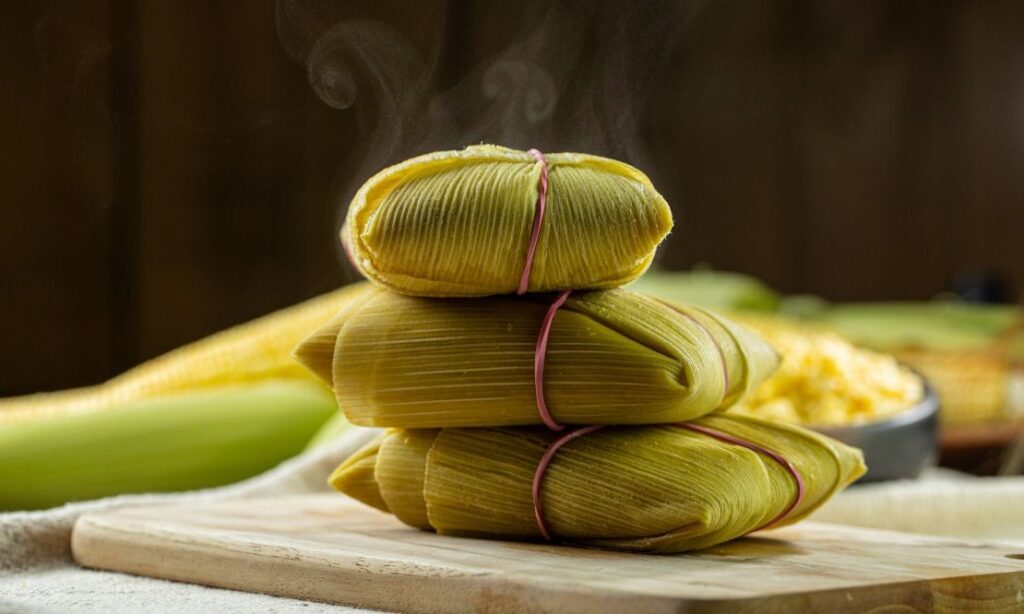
{"left": 728, "top": 314, "right": 938, "bottom": 482}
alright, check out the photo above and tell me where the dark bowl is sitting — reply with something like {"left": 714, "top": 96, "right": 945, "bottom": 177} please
{"left": 812, "top": 381, "right": 939, "bottom": 483}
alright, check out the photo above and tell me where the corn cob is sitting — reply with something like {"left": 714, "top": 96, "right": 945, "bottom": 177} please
{"left": 343, "top": 145, "right": 673, "bottom": 297}
{"left": 331, "top": 414, "right": 865, "bottom": 553}
{"left": 0, "top": 283, "right": 368, "bottom": 427}
{"left": 295, "top": 285, "right": 779, "bottom": 428}
{"left": 0, "top": 285, "right": 369, "bottom": 510}
{"left": 0, "top": 381, "right": 337, "bottom": 510}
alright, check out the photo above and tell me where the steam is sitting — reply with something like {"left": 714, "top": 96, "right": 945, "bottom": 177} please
{"left": 481, "top": 60, "right": 558, "bottom": 126}
{"left": 276, "top": 0, "right": 701, "bottom": 205}
{"left": 305, "top": 19, "right": 430, "bottom": 171}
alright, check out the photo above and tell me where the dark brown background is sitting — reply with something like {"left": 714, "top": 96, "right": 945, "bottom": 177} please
{"left": 3, "top": 0, "right": 1023, "bottom": 396}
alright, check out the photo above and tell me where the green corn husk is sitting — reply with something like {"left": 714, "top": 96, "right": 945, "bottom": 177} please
{"left": 294, "top": 286, "right": 780, "bottom": 428}
{"left": 630, "top": 269, "right": 782, "bottom": 313}
{"left": 342, "top": 145, "right": 673, "bottom": 297}
{"left": 0, "top": 381, "right": 337, "bottom": 511}
{"left": 330, "top": 414, "right": 865, "bottom": 553}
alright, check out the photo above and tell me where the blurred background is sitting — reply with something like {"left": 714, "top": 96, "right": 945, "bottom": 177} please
{"left": 3, "top": 0, "right": 1023, "bottom": 398}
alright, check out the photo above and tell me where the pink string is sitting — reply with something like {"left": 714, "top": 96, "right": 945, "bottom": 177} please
{"left": 678, "top": 423, "right": 807, "bottom": 531}
{"left": 532, "top": 425, "right": 606, "bottom": 541}
{"left": 517, "top": 149, "right": 549, "bottom": 295}
{"left": 534, "top": 289, "right": 571, "bottom": 431}
{"left": 531, "top": 423, "right": 806, "bottom": 542}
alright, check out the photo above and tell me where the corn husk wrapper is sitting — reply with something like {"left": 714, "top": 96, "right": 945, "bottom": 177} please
{"left": 330, "top": 414, "right": 866, "bottom": 553}
{"left": 342, "top": 145, "right": 673, "bottom": 297}
{"left": 295, "top": 286, "right": 780, "bottom": 428}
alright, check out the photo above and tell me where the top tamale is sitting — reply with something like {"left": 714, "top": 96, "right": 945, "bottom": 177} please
{"left": 331, "top": 414, "right": 866, "bottom": 553}
{"left": 342, "top": 145, "right": 673, "bottom": 297}
{"left": 294, "top": 285, "right": 780, "bottom": 428}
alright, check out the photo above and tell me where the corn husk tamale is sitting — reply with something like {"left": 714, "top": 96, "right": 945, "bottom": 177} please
{"left": 330, "top": 414, "right": 865, "bottom": 553}
{"left": 294, "top": 286, "right": 780, "bottom": 428}
{"left": 342, "top": 145, "right": 673, "bottom": 297}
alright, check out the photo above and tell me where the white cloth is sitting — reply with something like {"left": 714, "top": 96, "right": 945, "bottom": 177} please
{"left": 3, "top": 435, "right": 1024, "bottom": 613}
{"left": 811, "top": 468, "right": 1024, "bottom": 543}
{"left": 0, "top": 428, "right": 380, "bottom": 613}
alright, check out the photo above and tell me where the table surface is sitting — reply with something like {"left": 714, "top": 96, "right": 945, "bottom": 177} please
{"left": 71, "top": 493, "right": 1024, "bottom": 613}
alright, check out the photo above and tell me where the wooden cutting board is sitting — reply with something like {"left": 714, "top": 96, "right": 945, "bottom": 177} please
{"left": 71, "top": 494, "right": 1024, "bottom": 613}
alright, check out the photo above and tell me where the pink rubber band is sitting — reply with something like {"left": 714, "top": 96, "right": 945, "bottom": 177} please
{"left": 517, "top": 149, "right": 549, "bottom": 295}
{"left": 534, "top": 289, "right": 571, "bottom": 431}
{"left": 677, "top": 423, "right": 807, "bottom": 531}
{"left": 532, "top": 424, "right": 606, "bottom": 541}
{"left": 530, "top": 423, "right": 806, "bottom": 542}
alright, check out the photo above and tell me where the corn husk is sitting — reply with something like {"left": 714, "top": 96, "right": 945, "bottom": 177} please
{"left": 0, "top": 285, "right": 369, "bottom": 510}
{"left": 342, "top": 145, "right": 673, "bottom": 297}
{"left": 1, "top": 283, "right": 369, "bottom": 427}
{"left": 0, "top": 381, "right": 338, "bottom": 510}
{"left": 330, "top": 414, "right": 865, "bottom": 553}
{"left": 295, "top": 286, "right": 780, "bottom": 428}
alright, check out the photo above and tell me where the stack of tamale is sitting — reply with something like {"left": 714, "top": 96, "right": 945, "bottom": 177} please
{"left": 296, "top": 145, "right": 865, "bottom": 553}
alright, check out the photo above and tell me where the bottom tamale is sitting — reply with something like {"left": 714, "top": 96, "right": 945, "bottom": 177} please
{"left": 331, "top": 414, "right": 865, "bottom": 553}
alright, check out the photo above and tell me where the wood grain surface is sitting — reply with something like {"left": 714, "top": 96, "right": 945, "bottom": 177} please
{"left": 71, "top": 494, "right": 1024, "bottom": 613}
{"left": 8, "top": 2, "right": 1024, "bottom": 397}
